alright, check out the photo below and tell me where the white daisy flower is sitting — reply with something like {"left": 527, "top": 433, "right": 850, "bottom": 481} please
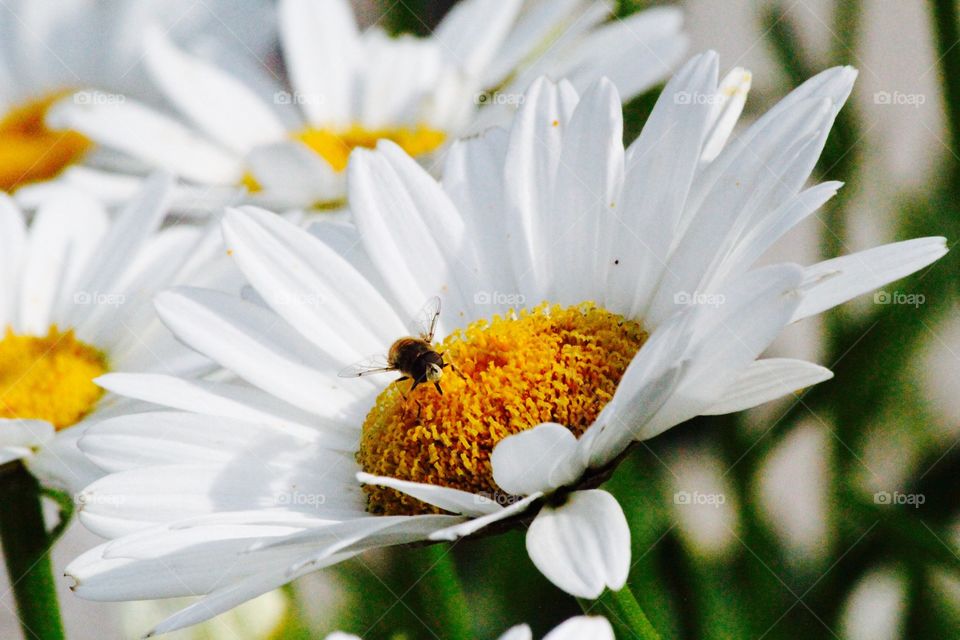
{"left": 67, "top": 52, "right": 946, "bottom": 634}
{"left": 327, "top": 615, "right": 614, "bottom": 640}
{"left": 49, "top": 0, "right": 687, "bottom": 210}
{"left": 0, "top": 0, "right": 272, "bottom": 212}
{"left": 0, "top": 174, "right": 232, "bottom": 492}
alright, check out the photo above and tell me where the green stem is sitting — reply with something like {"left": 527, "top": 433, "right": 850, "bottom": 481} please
{"left": 413, "top": 543, "right": 473, "bottom": 640}
{"left": 0, "top": 461, "right": 65, "bottom": 640}
{"left": 930, "top": 0, "right": 960, "bottom": 187}
{"left": 581, "top": 585, "right": 663, "bottom": 640}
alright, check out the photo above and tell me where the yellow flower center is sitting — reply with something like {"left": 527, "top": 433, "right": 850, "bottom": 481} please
{"left": 0, "top": 326, "right": 107, "bottom": 429}
{"left": 358, "top": 303, "right": 647, "bottom": 516}
{"left": 295, "top": 124, "right": 446, "bottom": 173}
{"left": 0, "top": 93, "right": 92, "bottom": 192}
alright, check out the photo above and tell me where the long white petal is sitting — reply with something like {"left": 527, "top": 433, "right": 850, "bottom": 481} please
{"left": 356, "top": 472, "right": 500, "bottom": 517}
{"left": 154, "top": 287, "right": 366, "bottom": 418}
{"left": 48, "top": 94, "right": 242, "bottom": 184}
{"left": 0, "top": 195, "right": 26, "bottom": 328}
{"left": 793, "top": 237, "right": 948, "bottom": 321}
{"left": 701, "top": 358, "right": 833, "bottom": 415}
{"left": 222, "top": 206, "right": 404, "bottom": 360}
{"left": 95, "top": 373, "right": 334, "bottom": 435}
{"left": 278, "top": 0, "right": 358, "bottom": 126}
{"left": 19, "top": 189, "right": 107, "bottom": 333}
{"left": 143, "top": 27, "right": 285, "bottom": 153}
{"left": 429, "top": 493, "right": 542, "bottom": 541}
{"left": 433, "top": 0, "right": 522, "bottom": 78}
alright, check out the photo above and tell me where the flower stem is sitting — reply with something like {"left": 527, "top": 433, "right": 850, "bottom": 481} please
{"left": 413, "top": 543, "right": 473, "bottom": 640}
{"left": 580, "top": 585, "right": 662, "bottom": 640}
{"left": 930, "top": 0, "right": 960, "bottom": 186}
{"left": 0, "top": 461, "right": 65, "bottom": 640}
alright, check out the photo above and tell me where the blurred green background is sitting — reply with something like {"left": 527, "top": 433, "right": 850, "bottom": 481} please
{"left": 3, "top": 1, "right": 959, "bottom": 638}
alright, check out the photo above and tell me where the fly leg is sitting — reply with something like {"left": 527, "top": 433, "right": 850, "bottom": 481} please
{"left": 443, "top": 361, "right": 468, "bottom": 382}
{"left": 393, "top": 377, "right": 416, "bottom": 420}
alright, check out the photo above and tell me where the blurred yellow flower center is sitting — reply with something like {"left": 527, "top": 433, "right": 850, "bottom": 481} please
{"left": 358, "top": 303, "right": 647, "bottom": 516}
{"left": 0, "top": 326, "right": 107, "bottom": 430}
{"left": 0, "top": 93, "right": 92, "bottom": 192}
{"left": 295, "top": 124, "right": 446, "bottom": 172}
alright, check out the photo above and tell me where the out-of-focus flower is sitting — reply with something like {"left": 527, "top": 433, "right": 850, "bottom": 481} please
{"left": 327, "top": 615, "right": 614, "bottom": 640}
{"left": 0, "top": 174, "right": 232, "bottom": 493}
{"left": 65, "top": 53, "right": 946, "bottom": 634}
{"left": 839, "top": 567, "right": 907, "bottom": 640}
{"left": 122, "top": 590, "right": 288, "bottom": 640}
{"left": 50, "top": 0, "right": 687, "bottom": 210}
{"left": 0, "top": 0, "right": 268, "bottom": 212}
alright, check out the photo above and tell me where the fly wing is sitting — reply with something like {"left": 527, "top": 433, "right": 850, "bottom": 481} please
{"left": 338, "top": 354, "right": 394, "bottom": 378}
{"left": 409, "top": 296, "right": 442, "bottom": 342}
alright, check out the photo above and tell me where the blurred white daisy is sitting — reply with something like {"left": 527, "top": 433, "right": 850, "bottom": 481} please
{"left": 0, "top": 0, "right": 268, "bottom": 211}
{"left": 0, "top": 174, "right": 232, "bottom": 492}
{"left": 327, "top": 615, "right": 613, "bottom": 640}
{"left": 122, "top": 590, "right": 289, "bottom": 640}
{"left": 50, "top": 0, "right": 687, "bottom": 210}
{"left": 67, "top": 52, "right": 946, "bottom": 634}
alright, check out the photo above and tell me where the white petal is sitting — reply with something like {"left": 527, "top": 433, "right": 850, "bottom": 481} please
{"left": 793, "top": 237, "right": 948, "bottom": 321}
{"left": 497, "top": 624, "right": 533, "bottom": 640}
{"left": 19, "top": 189, "right": 107, "bottom": 333}
{"left": 650, "top": 264, "right": 805, "bottom": 430}
{"left": 701, "top": 67, "right": 752, "bottom": 162}
{"left": 79, "top": 411, "right": 332, "bottom": 473}
{"left": 480, "top": 0, "right": 590, "bottom": 87}
{"left": 646, "top": 95, "right": 832, "bottom": 325}
{"left": 144, "top": 563, "right": 330, "bottom": 637}
{"left": 143, "top": 27, "right": 285, "bottom": 153}
{"left": 718, "top": 181, "right": 842, "bottom": 283}
{"left": 606, "top": 51, "right": 718, "bottom": 317}
{"left": 247, "top": 141, "right": 344, "bottom": 208}
{"left": 429, "top": 493, "right": 542, "bottom": 542}
{"left": 441, "top": 127, "right": 516, "bottom": 309}
{"left": 701, "top": 358, "right": 833, "bottom": 415}
{"left": 504, "top": 77, "right": 580, "bottom": 300}
{"left": 78, "top": 454, "right": 364, "bottom": 538}
{"left": 491, "top": 423, "right": 584, "bottom": 496}
{"left": 526, "top": 490, "right": 629, "bottom": 599}
{"left": 0, "top": 419, "right": 54, "bottom": 450}
{"left": 544, "top": 616, "right": 615, "bottom": 640}
{"left": 562, "top": 7, "right": 687, "bottom": 100}
{"left": 27, "top": 420, "right": 104, "bottom": 493}
{"left": 154, "top": 287, "right": 365, "bottom": 417}
{"left": 222, "top": 206, "right": 404, "bottom": 360}
{"left": 278, "top": 0, "right": 358, "bottom": 126}
{"left": 497, "top": 624, "right": 532, "bottom": 640}
{"left": 0, "top": 194, "right": 26, "bottom": 327}
{"left": 48, "top": 94, "right": 242, "bottom": 184}
{"left": 95, "top": 373, "right": 332, "bottom": 435}
{"left": 548, "top": 78, "right": 624, "bottom": 305}
{"left": 433, "top": 0, "right": 522, "bottom": 78}
{"left": 581, "top": 361, "right": 686, "bottom": 469}
{"left": 64, "top": 172, "right": 173, "bottom": 330}
{"left": 271, "top": 514, "right": 463, "bottom": 574}
{"left": 356, "top": 472, "right": 500, "bottom": 517}
{"left": 347, "top": 142, "right": 473, "bottom": 324}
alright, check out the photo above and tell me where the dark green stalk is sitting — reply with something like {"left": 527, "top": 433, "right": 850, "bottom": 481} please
{"left": 580, "top": 585, "right": 662, "bottom": 640}
{"left": 930, "top": 0, "right": 960, "bottom": 187}
{"left": 0, "top": 461, "right": 65, "bottom": 640}
{"left": 413, "top": 543, "right": 473, "bottom": 640}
